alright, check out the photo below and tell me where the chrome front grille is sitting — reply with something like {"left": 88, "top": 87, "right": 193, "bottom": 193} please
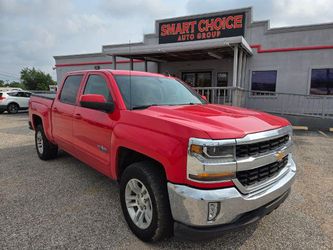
{"left": 236, "top": 135, "right": 289, "bottom": 158}
{"left": 236, "top": 156, "right": 288, "bottom": 186}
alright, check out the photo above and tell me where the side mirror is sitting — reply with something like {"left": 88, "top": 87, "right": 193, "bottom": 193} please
{"left": 80, "top": 94, "right": 114, "bottom": 113}
{"left": 201, "top": 95, "right": 208, "bottom": 102}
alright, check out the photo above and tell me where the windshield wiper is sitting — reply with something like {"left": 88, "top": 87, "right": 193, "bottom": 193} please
{"left": 132, "top": 103, "right": 201, "bottom": 109}
{"left": 131, "top": 104, "right": 160, "bottom": 110}
{"left": 173, "top": 102, "right": 201, "bottom": 106}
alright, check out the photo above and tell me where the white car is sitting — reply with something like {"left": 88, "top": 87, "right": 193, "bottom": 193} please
{"left": 0, "top": 90, "right": 32, "bottom": 114}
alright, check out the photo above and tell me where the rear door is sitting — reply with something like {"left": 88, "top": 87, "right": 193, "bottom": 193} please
{"left": 72, "top": 73, "right": 115, "bottom": 174}
{"left": 52, "top": 75, "right": 83, "bottom": 152}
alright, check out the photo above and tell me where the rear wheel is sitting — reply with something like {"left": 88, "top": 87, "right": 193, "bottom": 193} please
{"left": 120, "top": 161, "right": 173, "bottom": 242}
{"left": 7, "top": 103, "right": 19, "bottom": 114}
{"left": 35, "top": 124, "right": 58, "bottom": 160}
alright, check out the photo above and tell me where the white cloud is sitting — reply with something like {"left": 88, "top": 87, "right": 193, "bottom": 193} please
{"left": 100, "top": 0, "right": 176, "bottom": 19}
{"left": 274, "top": 0, "right": 332, "bottom": 17}
{"left": 66, "top": 14, "right": 108, "bottom": 34}
{"left": 272, "top": 0, "right": 333, "bottom": 25}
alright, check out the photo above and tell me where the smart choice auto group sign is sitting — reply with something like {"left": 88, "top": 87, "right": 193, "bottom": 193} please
{"left": 159, "top": 12, "right": 245, "bottom": 44}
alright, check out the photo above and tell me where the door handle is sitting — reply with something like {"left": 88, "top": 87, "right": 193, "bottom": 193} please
{"left": 53, "top": 107, "right": 58, "bottom": 112}
{"left": 74, "top": 113, "right": 82, "bottom": 119}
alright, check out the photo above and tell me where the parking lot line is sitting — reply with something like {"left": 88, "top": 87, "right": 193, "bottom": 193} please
{"left": 318, "top": 130, "right": 328, "bottom": 137}
{"left": 292, "top": 126, "right": 308, "bottom": 131}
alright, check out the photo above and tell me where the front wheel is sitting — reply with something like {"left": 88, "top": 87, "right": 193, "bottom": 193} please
{"left": 35, "top": 124, "right": 58, "bottom": 160}
{"left": 120, "top": 161, "right": 173, "bottom": 242}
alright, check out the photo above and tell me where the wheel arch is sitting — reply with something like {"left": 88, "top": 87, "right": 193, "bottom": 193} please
{"left": 116, "top": 147, "right": 167, "bottom": 182}
{"left": 7, "top": 102, "right": 20, "bottom": 109}
{"left": 32, "top": 114, "right": 43, "bottom": 130}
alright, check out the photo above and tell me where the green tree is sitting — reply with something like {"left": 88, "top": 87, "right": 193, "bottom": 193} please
{"left": 8, "top": 81, "right": 25, "bottom": 89}
{"left": 20, "top": 67, "right": 56, "bottom": 90}
{"left": 0, "top": 80, "right": 24, "bottom": 89}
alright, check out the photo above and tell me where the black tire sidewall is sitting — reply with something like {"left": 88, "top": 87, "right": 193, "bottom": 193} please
{"left": 35, "top": 125, "right": 46, "bottom": 159}
{"left": 120, "top": 162, "right": 172, "bottom": 242}
{"left": 35, "top": 124, "right": 57, "bottom": 160}
{"left": 7, "top": 103, "right": 19, "bottom": 114}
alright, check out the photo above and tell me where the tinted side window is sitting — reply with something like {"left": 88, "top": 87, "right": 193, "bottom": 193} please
{"left": 19, "top": 92, "right": 31, "bottom": 97}
{"left": 59, "top": 75, "right": 83, "bottom": 105}
{"left": 310, "top": 68, "right": 333, "bottom": 95}
{"left": 7, "top": 92, "right": 18, "bottom": 97}
{"left": 83, "top": 75, "right": 112, "bottom": 102}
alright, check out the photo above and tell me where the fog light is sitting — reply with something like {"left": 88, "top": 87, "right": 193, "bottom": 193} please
{"left": 208, "top": 202, "right": 220, "bottom": 221}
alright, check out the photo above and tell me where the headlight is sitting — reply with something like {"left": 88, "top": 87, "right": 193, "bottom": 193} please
{"left": 190, "top": 144, "right": 234, "bottom": 161}
{"left": 187, "top": 138, "right": 236, "bottom": 183}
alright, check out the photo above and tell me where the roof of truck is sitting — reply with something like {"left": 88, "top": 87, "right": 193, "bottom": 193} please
{"left": 66, "top": 69, "right": 169, "bottom": 78}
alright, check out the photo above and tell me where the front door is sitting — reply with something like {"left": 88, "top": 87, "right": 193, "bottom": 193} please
{"left": 72, "top": 73, "right": 114, "bottom": 175}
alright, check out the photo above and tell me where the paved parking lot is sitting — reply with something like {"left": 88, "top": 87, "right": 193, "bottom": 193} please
{"left": 0, "top": 113, "right": 332, "bottom": 249}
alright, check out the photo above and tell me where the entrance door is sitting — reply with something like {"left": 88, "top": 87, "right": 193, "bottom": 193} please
{"left": 182, "top": 71, "right": 212, "bottom": 101}
{"left": 182, "top": 71, "right": 212, "bottom": 87}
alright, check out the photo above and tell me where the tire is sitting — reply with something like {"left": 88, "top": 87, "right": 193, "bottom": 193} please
{"left": 120, "top": 161, "right": 173, "bottom": 242}
{"left": 0, "top": 110, "right": 4, "bottom": 114}
{"left": 7, "top": 103, "right": 19, "bottom": 114}
{"left": 35, "top": 124, "right": 58, "bottom": 160}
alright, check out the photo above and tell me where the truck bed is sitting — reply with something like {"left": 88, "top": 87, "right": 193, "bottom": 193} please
{"left": 31, "top": 92, "right": 56, "bottom": 100}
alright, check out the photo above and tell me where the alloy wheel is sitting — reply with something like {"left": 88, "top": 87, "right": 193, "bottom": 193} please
{"left": 36, "top": 130, "right": 44, "bottom": 154}
{"left": 125, "top": 178, "right": 153, "bottom": 229}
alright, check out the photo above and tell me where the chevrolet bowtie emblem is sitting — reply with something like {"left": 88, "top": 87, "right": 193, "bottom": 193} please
{"left": 275, "top": 151, "right": 285, "bottom": 162}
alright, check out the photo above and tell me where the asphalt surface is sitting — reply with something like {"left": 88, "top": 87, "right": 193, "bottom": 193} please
{"left": 0, "top": 112, "right": 332, "bottom": 249}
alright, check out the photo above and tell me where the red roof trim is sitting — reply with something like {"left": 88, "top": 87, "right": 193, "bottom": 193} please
{"left": 55, "top": 59, "right": 143, "bottom": 68}
{"left": 251, "top": 44, "right": 333, "bottom": 53}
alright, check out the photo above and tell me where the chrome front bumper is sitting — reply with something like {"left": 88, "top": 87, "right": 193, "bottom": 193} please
{"left": 168, "top": 155, "right": 296, "bottom": 227}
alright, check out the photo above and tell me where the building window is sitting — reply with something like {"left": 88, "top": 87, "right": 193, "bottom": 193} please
{"left": 251, "top": 71, "right": 277, "bottom": 94}
{"left": 310, "top": 68, "right": 333, "bottom": 95}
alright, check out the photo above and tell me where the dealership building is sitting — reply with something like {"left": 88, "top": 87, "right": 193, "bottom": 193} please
{"left": 54, "top": 7, "right": 333, "bottom": 120}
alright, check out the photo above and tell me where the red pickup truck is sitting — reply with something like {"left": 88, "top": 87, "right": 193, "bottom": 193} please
{"left": 29, "top": 70, "right": 296, "bottom": 242}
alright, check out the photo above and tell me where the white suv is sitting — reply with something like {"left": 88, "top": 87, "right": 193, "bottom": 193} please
{"left": 0, "top": 90, "right": 32, "bottom": 114}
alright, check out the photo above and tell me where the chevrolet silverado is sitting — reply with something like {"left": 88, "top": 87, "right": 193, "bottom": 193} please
{"left": 29, "top": 70, "right": 296, "bottom": 242}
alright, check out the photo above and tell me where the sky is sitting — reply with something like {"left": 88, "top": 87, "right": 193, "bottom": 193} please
{"left": 1, "top": 0, "right": 333, "bottom": 82}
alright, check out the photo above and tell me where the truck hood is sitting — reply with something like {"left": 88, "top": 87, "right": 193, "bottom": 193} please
{"left": 138, "top": 104, "right": 290, "bottom": 139}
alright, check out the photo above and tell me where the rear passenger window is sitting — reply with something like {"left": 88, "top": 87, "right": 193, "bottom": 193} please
{"left": 59, "top": 75, "right": 83, "bottom": 105}
{"left": 17, "top": 92, "right": 25, "bottom": 97}
{"left": 7, "top": 92, "right": 18, "bottom": 97}
{"left": 83, "top": 75, "right": 112, "bottom": 102}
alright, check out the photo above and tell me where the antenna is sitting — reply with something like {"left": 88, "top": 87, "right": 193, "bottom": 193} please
{"left": 129, "top": 40, "right": 132, "bottom": 110}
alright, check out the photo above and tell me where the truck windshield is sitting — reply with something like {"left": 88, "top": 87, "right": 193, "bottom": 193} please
{"left": 114, "top": 75, "right": 205, "bottom": 110}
